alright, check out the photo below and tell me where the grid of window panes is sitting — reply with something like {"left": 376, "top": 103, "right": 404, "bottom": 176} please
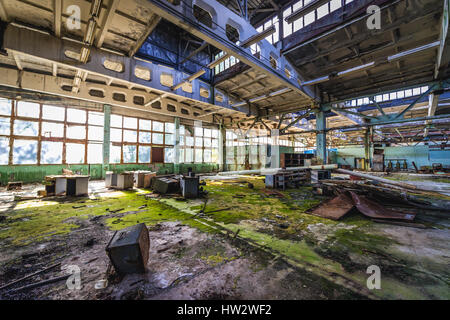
{"left": 283, "top": 0, "right": 352, "bottom": 38}
{"left": 214, "top": 51, "right": 240, "bottom": 75}
{"left": 0, "top": 99, "right": 104, "bottom": 165}
{"left": 256, "top": 15, "right": 279, "bottom": 45}
{"left": 109, "top": 114, "right": 175, "bottom": 164}
{"left": 179, "top": 126, "right": 219, "bottom": 163}
{"left": 215, "top": 1, "right": 356, "bottom": 75}
{"left": 341, "top": 86, "right": 430, "bottom": 108}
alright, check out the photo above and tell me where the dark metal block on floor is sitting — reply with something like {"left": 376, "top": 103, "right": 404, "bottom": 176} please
{"left": 105, "top": 223, "right": 150, "bottom": 274}
{"left": 180, "top": 176, "right": 199, "bottom": 198}
{"left": 154, "top": 177, "right": 179, "bottom": 194}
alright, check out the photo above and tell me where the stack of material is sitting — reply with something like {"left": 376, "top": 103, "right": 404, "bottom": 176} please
{"left": 308, "top": 168, "right": 450, "bottom": 225}
{"left": 265, "top": 169, "right": 310, "bottom": 190}
{"left": 308, "top": 191, "right": 416, "bottom": 222}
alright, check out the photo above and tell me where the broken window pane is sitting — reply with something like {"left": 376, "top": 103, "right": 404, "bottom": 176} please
{"left": 204, "top": 138, "right": 211, "bottom": 147}
{"left": 195, "top": 137, "right": 203, "bottom": 147}
{"left": 88, "top": 126, "right": 103, "bottom": 141}
{"left": 0, "top": 117, "right": 10, "bottom": 135}
{"left": 88, "top": 112, "right": 104, "bottom": 125}
{"left": 14, "top": 120, "right": 38, "bottom": 136}
{"left": 153, "top": 121, "right": 163, "bottom": 132}
{"left": 67, "top": 108, "right": 86, "bottom": 123}
{"left": 17, "top": 101, "right": 39, "bottom": 118}
{"left": 152, "top": 133, "right": 164, "bottom": 144}
{"left": 123, "top": 117, "right": 137, "bottom": 129}
{"left": 66, "top": 125, "right": 86, "bottom": 139}
{"left": 164, "top": 147, "right": 174, "bottom": 163}
{"left": 87, "top": 143, "right": 103, "bottom": 164}
{"left": 123, "top": 130, "right": 137, "bottom": 143}
{"left": 66, "top": 143, "right": 85, "bottom": 164}
{"left": 110, "top": 144, "right": 121, "bottom": 163}
{"left": 41, "top": 122, "right": 64, "bottom": 138}
{"left": 139, "top": 131, "right": 151, "bottom": 143}
{"left": 41, "top": 141, "right": 63, "bottom": 164}
{"left": 123, "top": 145, "right": 136, "bottom": 163}
{"left": 42, "top": 105, "right": 65, "bottom": 121}
{"left": 0, "top": 137, "right": 9, "bottom": 164}
{"left": 138, "top": 146, "right": 151, "bottom": 163}
{"left": 110, "top": 128, "right": 122, "bottom": 142}
{"left": 13, "top": 139, "right": 37, "bottom": 164}
{"left": 0, "top": 99, "right": 11, "bottom": 116}
{"left": 110, "top": 114, "right": 122, "bottom": 127}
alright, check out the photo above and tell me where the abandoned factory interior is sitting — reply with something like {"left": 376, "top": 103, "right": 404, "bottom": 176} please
{"left": 0, "top": 0, "right": 449, "bottom": 303}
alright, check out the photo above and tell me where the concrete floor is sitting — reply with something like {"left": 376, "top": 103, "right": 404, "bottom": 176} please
{"left": 0, "top": 177, "right": 449, "bottom": 300}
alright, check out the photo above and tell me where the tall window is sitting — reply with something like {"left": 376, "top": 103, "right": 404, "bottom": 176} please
{"left": 179, "top": 126, "right": 219, "bottom": 163}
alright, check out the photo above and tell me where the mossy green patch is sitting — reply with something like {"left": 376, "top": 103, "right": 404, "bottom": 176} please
{"left": 0, "top": 190, "right": 220, "bottom": 246}
{"left": 201, "top": 178, "right": 325, "bottom": 225}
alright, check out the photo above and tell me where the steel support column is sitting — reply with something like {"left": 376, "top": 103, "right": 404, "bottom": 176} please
{"left": 271, "top": 129, "right": 280, "bottom": 169}
{"left": 219, "top": 124, "right": 226, "bottom": 171}
{"left": 316, "top": 109, "right": 327, "bottom": 164}
{"left": 364, "top": 128, "right": 371, "bottom": 171}
{"left": 174, "top": 117, "right": 180, "bottom": 174}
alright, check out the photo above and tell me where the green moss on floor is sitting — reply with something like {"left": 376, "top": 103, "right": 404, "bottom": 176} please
{"left": 0, "top": 190, "right": 218, "bottom": 246}
{"left": 2, "top": 177, "right": 448, "bottom": 300}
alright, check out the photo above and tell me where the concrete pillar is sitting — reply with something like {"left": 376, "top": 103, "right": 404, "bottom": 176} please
{"left": 218, "top": 124, "right": 226, "bottom": 171}
{"left": 102, "top": 104, "right": 111, "bottom": 177}
{"left": 174, "top": 117, "right": 180, "bottom": 174}
{"left": 271, "top": 129, "right": 280, "bottom": 169}
{"left": 316, "top": 109, "right": 327, "bottom": 164}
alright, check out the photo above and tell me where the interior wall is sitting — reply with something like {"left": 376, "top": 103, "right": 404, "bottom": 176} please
{"left": 0, "top": 163, "right": 219, "bottom": 185}
{"left": 335, "top": 145, "right": 450, "bottom": 169}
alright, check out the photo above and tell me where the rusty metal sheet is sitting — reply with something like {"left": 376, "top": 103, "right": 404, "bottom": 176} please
{"left": 349, "top": 192, "right": 416, "bottom": 221}
{"left": 308, "top": 193, "right": 354, "bottom": 220}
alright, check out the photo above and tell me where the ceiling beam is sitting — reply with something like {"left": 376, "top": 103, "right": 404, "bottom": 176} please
{"left": 145, "top": 0, "right": 318, "bottom": 102}
{"left": 129, "top": 14, "right": 161, "bottom": 57}
{"left": 435, "top": 0, "right": 450, "bottom": 79}
{"left": 95, "top": 0, "right": 120, "bottom": 48}
{"left": 54, "top": 0, "right": 61, "bottom": 37}
{"left": 3, "top": 24, "right": 254, "bottom": 116}
{"left": 0, "top": 66, "right": 216, "bottom": 122}
{"left": 0, "top": 0, "right": 8, "bottom": 21}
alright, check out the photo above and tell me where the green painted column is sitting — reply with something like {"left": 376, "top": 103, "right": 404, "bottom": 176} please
{"left": 174, "top": 117, "right": 180, "bottom": 174}
{"left": 102, "top": 104, "right": 111, "bottom": 177}
{"left": 364, "top": 127, "right": 372, "bottom": 171}
{"left": 219, "top": 124, "right": 226, "bottom": 171}
{"left": 316, "top": 109, "right": 327, "bottom": 164}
